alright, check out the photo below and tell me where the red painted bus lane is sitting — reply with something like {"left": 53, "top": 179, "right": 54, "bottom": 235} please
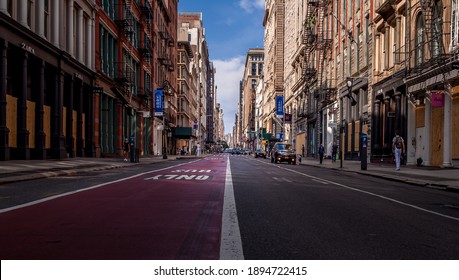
{"left": 0, "top": 156, "right": 228, "bottom": 260}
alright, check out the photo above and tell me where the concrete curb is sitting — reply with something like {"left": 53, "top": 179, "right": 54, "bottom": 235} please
{"left": 299, "top": 162, "right": 459, "bottom": 191}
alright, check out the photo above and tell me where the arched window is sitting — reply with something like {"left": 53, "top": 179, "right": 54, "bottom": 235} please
{"left": 432, "top": 0, "right": 443, "bottom": 58}
{"left": 415, "top": 13, "right": 425, "bottom": 66}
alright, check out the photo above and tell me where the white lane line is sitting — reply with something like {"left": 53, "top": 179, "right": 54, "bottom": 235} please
{"left": 220, "top": 157, "right": 244, "bottom": 260}
{"left": 312, "top": 179, "right": 329, "bottom": 185}
{"left": 260, "top": 160, "right": 459, "bottom": 222}
{"left": 0, "top": 160, "right": 200, "bottom": 214}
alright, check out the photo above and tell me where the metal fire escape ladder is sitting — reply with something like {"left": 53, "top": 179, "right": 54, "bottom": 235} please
{"left": 298, "top": 1, "right": 318, "bottom": 118}
{"left": 414, "top": 1, "right": 451, "bottom": 68}
{"left": 409, "top": 0, "right": 452, "bottom": 86}
{"left": 316, "top": 0, "right": 334, "bottom": 107}
{"left": 115, "top": 0, "right": 134, "bottom": 40}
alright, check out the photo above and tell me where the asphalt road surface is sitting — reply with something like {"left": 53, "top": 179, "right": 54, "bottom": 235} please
{"left": 1, "top": 154, "right": 459, "bottom": 259}
{"left": 232, "top": 155, "right": 459, "bottom": 259}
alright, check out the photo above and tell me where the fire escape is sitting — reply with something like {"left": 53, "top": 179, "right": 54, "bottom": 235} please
{"left": 407, "top": 0, "right": 452, "bottom": 80}
{"left": 298, "top": 0, "right": 334, "bottom": 118}
{"left": 138, "top": 1, "right": 153, "bottom": 64}
{"left": 114, "top": 0, "right": 136, "bottom": 101}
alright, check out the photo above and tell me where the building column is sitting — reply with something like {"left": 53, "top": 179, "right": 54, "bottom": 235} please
{"left": 90, "top": 12, "right": 95, "bottom": 70}
{"left": 85, "top": 13, "right": 92, "bottom": 69}
{"left": 85, "top": 89, "right": 95, "bottom": 157}
{"left": 76, "top": 81, "right": 84, "bottom": 157}
{"left": 53, "top": 70, "right": 67, "bottom": 159}
{"left": 0, "top": 39, "right": 9, "bottom": 160}
{"left": 394, "top": 92, "right": 401, "bottom": 132}
{"left": 51, "top": 0, "right": 60, "bottom": 47}
{"left": 443, "top": 92, "right": 452, "bottom": 167}
{"left": 77, "top": 7, "right": 84, "bottom": 62}
{"left": 67, "top": 0, "right": 74, "bottom": 56}
{"left": 17, "top": 51, "right": 30, "bottom": 159}
{"left": 424, "top": 96, "right": 432, "bottom": 166}
{"left": 373, "top": 99, "right": 381, "bottom": 148}
{"left": 35, "top": 59, "right": 46, "bottom": 159}
{"left": 384, "top": 24, "right": 390, "bottom": 69}
{"left": 375, "top": 33, "right": 380, "bottom": 73}
{"left": 36, "top": 0, "right": 45, "bottom": 37}
{"left": 66, "top": 76, "right": 75, "bottom": 158}
{"left": 407, "top": 97, "right": 416, "bottom": 165}
{"left": 384, "top": 97, "right": 391, "bottom": 147}
{"left": 395, "top": 15, "right": 401, "bottom": 64}
{"left": 93, "top": 91, "right": 101, "bottom": 157}
{"left": 17, "top": 0, "right": 28, "bottom": 26}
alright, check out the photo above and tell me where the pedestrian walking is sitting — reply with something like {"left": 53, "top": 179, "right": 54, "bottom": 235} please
{"left": 331, "top": 142, "right": 338, "bottom": 162}
{"left": 196, "top": 143, "right": 201, "bottom": 156}
{"left": 302, "top": 144, "right": 305, "bottom": 157}
{"left": 123, "top": 138, "right": 129, "bottom": 162}
{"left": 318, "top": 143, "right": 325, "bottom": 164}
{"left": 392, "top": 131, "right": 405, "bottom": 171}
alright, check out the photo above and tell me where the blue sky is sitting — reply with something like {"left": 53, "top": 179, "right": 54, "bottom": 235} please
{"left": 178, "top": 0, "right": 265, "bottom": 135}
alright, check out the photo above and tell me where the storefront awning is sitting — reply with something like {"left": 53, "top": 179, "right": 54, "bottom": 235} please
{"left": 172, "top": 127, "right": 197, "bottom": 139}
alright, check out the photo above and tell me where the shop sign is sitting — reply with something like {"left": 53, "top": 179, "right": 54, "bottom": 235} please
{"left": 93, "top": 87, "right": 104, "bottom": 94}
{"left": 276, "top": 95, "right": 284, "bottom": 118}
{"left": 20, "top": 43, "right": 35, "bottom": 55}
{"left": 431, "top": 91, "right": 445, "bottom": 107}
{"left": 154, "top": 90, "right": 163, "bottom": 116}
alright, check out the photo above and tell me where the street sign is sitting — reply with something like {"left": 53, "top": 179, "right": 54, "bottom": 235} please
{"left": 154, "top": 90, "right": 163, "bottom": 116}
{"left": 276, "top": 96, "right": 284, "bottom": 118}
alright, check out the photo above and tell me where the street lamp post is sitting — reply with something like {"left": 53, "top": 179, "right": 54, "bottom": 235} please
{"left": 340, "top": 77, "right": 357, "bottom": 168}
{"left": 162, "top": 95, "right": 168, "bottom": 159}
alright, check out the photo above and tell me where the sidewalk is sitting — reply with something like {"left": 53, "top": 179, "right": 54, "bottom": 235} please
{"left": 0, "top": 155, "right": 182, "bottom": 185}
{"left": 0, "top": 154, "right": 458, "bottom": 191}
{"left": 298, "top": 157, "right": 459, "bottom": 191}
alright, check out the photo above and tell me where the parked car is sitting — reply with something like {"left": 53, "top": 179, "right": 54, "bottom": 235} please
{"left": 270, "top": 143, "right": 296, "bottom": 164}
{"left": 244, "top": 149, "right": 252, "bottom": 155}
{"left": 232, "top": 148, "right": 242, "bottom": 155}
{"left": 254, "top": 149, "right": 267, "bottom": 158}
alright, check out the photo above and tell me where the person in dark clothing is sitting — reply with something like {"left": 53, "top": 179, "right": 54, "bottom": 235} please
{"left": 319, "top": 143, "right": 325, "bottom": 164}
{"left": 331, "top": 142, "right": 338, "bottom": 162}
{"left": 123, "top": 138, "right": 129, "bottom": 161}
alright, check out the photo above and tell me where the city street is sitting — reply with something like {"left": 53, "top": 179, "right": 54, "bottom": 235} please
{"left": 232, "top": 156, "right": 459, "bottom": 259}
{"left": 1, "top": 155, "right": 459, "bottom": 259}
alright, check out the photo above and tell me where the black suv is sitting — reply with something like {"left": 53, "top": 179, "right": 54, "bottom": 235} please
{"left": 270, "top": 143, "right": 296, "bottom": 164}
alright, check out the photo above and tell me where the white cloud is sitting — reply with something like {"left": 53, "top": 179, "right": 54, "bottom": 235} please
{"left": 239, "top": 0, "right": 265, "bottom": 13}
{"left": 213, "top": 56, "right": 245, "bottom": 135}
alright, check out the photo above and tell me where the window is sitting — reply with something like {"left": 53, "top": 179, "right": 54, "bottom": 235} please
{"left": 7, "top": 0, "right": 13, "bottom": 16}
{"left": 101, "top": 0, "right": 116, "bottom": 20}
{"left": 365, "top": 15, "right": 369, "bottom": 66}
{"left": 432, "top": 0, "right": 443, "bottom": 58}
{"left": 144, "top": 71, "right": 152, "bottom": 94}
{"left": 415, "top": 13, "right": 425, "bottom": 66}
{"left": 452, "top": 0, "right": 458, "bottom": 48}
{"left": 357, "top": 25, "right": 360, "bottom": 71}
{"left": 258, "top": 62, "right": 263, "bottom": 76}
{"left": 44, "top": 0, "right": 49, "bottom": 38}
{"left": 100, "top": 27, "right": 118, "bottom": 78}
{"left": 251, "top": 62, "right": 257, "bottom": 76}
{"left": 83, "top": 16, "right": 87, "bottom": 63}
{"left": 27, "top": 0, "right": 33, "bottom": 28}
